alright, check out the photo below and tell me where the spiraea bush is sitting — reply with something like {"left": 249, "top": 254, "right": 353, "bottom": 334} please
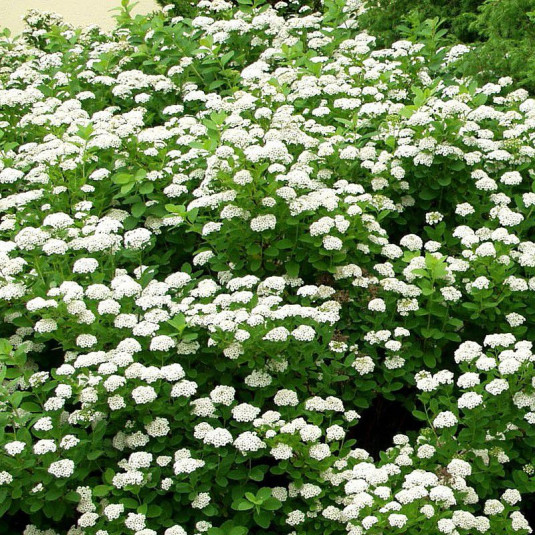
{"left": 153, "top": 0, "right": 323, "bottom": 18}
{"left": 1, "top": 0, "right": 535, "bottom": 534}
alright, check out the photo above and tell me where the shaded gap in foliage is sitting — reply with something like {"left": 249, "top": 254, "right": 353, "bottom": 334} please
{"left": 522, "top": 493, "right": 535, "bottom": 526}
{"left": 4, "top": 507, "right": 77, "bottom": 534}
{"left": 350, "top": 392, "right": 421, "bottom": 460}
{"left": 4, "top": 511, "right": 36, "bottom": 535}
{"left": 34, "top": 340, "right": 64, "bottom": 371}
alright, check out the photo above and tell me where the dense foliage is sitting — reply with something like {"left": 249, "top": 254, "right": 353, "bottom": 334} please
{"left": 1, "top": 1, "right": 535, "bottom": 534}
{"left": 360, "top": 0, "right": 535, "bottom": 92}
{"left": 359, "top": 0, "right": 482, "bottom": 46}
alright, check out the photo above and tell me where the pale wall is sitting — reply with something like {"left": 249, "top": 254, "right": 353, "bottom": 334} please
{"left": 0, "top": 0, "right": 160, "bottom": 35}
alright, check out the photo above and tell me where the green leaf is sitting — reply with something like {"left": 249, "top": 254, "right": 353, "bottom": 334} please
{"left": 121, "top": 182, "right": 135, "bottom": 195}
{"left": 30, "top": 500, "right": 43, "bottom": 513}
{"left": 165, "top": 204, "right": 186, "bottom": 216}
{"left": 0, "top": 497, "right": 11, "bottom": 516}
{"left": 249, "top": 466, "right": 265, "bottom": 481}
{"left": 412, "top": 410, "right": 427, "bottom": 421}
{"left": 262, "top": 497, "right": 282, "bottom": 511}
{"left": 419, "top": 188, "right": 438, "bottom": 200}
{"left": 228, "top": 528, "right": 248, "bottom": 535}
{"left": 135, "top": 169, "right": 147, "bottom": 180}
{"left": 421, "top": 328, "right": 434, "bottom": 339}
{"left": 103, "top": 468, "right": 115, "bottom": 485}
{"left": 449, "top": 160, "right": 465, "bottom": 171}
{"left": 276, "top": 238, "right": 293, "bottom": 249}
{"left": 472, "top": 93, "right": 488, "bottom": 106}
{"left": 187, "top": 208, "right": 199, "bottom": 223}
{"left": 462, "top": 302, "right": 479, "bottom": 311}
{"left": 10, "top": 391, "right": 27, "bottom": 409}
{"left": 65, "top": 491, "right": 81, "bottom": 502}
{"left": 264, "top": 246, "right": 279, "bottom": 257}
{"left": 443, "top": 332, "right": 461, "bottom": 342}
{"left": 92, "top": 485, "right": 111, "bottom": 497}
{"left": 131, "top": 202, "right": 146, "bottom": 218}
{"left": 234, "top": 501, "right": 254, "bottom": 511}
{"left": 221, "top": 51, "right": 234, "bottom": 67}
{"left": 286, "top": 261, "right": 300, "bottom": 278}
{"left": 399, "top": 105, "right": 415, "bottom": 118}
{"left": 0, "top": 339, "right": 12, "bottom": 356}
{"left": 168, "top": 313, "right": 186, "bottom": 333}
{"left": 254, "top": 511, "right": 271, "bottom": 529}
{"left": 76, "top": 124, "right": 94, "bottom": 140}
{"left": 423, "top": 353, "right": 436, "bottom": 367}
{"left": 139, "top": 182, "right": 154, "bottom": 194}
{"left": 248, "top": 244, "right": 262, "bottom": 255}
{"left": 147, "top": 504, "right": 162, "bottom": 518}
{"left": 257, "top": 487, "right": 271, "bottom": 501}
{"left": 113, "top": 173, "right": 133, "bottom": 185}
{"left": 45, "top": 487, "right": 64, "bottom": 501}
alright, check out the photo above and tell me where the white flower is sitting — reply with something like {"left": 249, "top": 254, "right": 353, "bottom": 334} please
{"left": 73, "top": 258, "right": 99, "bottom": 274}
{"left": 271, "top": 444, "right": 293, "bottom": 460}
{"left": 388, "top": 514, "right": 407, "bottom": 528}
{"left": 192, "top": 492, "right": 211, "bottom": 509}
{"left": 0, "top": 471, "right": 13, "bottom": 485}
{"left": 204, "top": 428, "right": 233, "bottom": 447}
{"left": 438, "top": 519, "right": 456, "bottom": 533}
{"left": 4, "top": 441, "right": 26, "bottom": 456}
{"left": 323, "top": 236, "right": 343, "bottom": 250}
{"left": 124, "top": 228, "right": 152, "bottom": 249}
{"left": 291, "top": 325, "right": 316, "bottom": 341}
{"left": 150, "top": 335, "right": 176, "bottom": 352}
{"left": 500, "top": 171, "right": 522, "bottom": 185}
{"left": 309, "top": 443, "right": 331, "bottom": 460}
{"left": 250, "top": 214, "right": 276, "bottom": 232}
{"left": 433, "top": 411, "right": 458, "bottom": 428}
{"left": 447, "top": 459, "right": 472, "bottom": 477}
{"left": 131, "top": 386, "right": 158, "bottom": 404}
{"left": 104, "top": 504, "right": 125, "bottom": 521}
{"left": 458, "top": 392, "right": 483, "bottom": 409}
{"left": 286, "top": 510, "right": 306, "bottom": 526}
{"left": 233, "top": 432, "right": 265, "bottom": 453}
{"left": 263, "top": 327, "right": 289, "bottom": 342}
{"left": 33, "top": 439, "right": 57, "bottom": 455}
{"left": 300, "top": 425, "right": 322, "bottom": 442}
{"left": 368, "top": 298, "right": 386, "bottom": 312}
{"left": 485, "top": 379, "right": 509, "bottom": 396}
{"left": 209, "top": 385, "right": 235, "bottom": 405}
{"left": 34, "top": 417, "right": 53, "bottom": 431}
{"left": 232, "top": 403, "right": 261, "bottom": 422}
{"left": 48, "top": 459, "right": 75, "bottom": 478}
{"left": 76, "top": 334, "right": 98, "bottom": 348}
{"left": 173, "top": 457, "right": 205, "bottom": 475}
{"left": 502, "top": 488, "right": 521, "bottom": 505}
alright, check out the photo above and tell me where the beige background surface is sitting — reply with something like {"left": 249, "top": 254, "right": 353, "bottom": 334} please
{"left": 0, "top": 0, "right": 160, "bottom": 35}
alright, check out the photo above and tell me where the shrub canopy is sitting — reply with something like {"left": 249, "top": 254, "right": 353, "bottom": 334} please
{"left": 0, "top": 1, "right": 535, "bottom": 534}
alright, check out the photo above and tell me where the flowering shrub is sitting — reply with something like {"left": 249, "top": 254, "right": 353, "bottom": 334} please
{"left": 1, "top": 0, "right": 535, "bottom": 534}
